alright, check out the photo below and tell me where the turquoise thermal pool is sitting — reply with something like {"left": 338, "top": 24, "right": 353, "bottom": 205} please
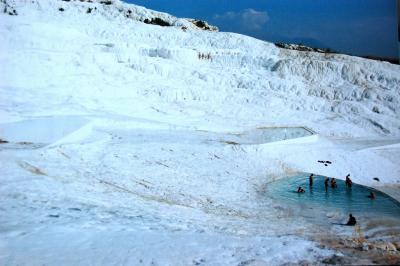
{"left": 266, "top": 174, "right": 400, "bottom": 219}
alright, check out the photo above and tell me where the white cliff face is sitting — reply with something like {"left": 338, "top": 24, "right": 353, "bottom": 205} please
{"left": 1, "top": 0, "right": 400, "bottom": 265}
{"left": 1, "top": 0, "right": 399, "bottom": 137}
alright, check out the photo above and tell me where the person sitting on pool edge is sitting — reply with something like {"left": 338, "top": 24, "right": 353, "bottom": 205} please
{"left": 309, "top": 173, "right": 314, "bottom": 187}
{"left": 330, "top": 178, "right": 337, "bottom": 188}
{"left": 345, "top": 174, "right": 353, "bottom": 188}
{"left": 367, "top": 191, "right": 376, "bottom": 199}
{"left": 297, "top": 186, "right": 305, "bottom": 193}
{"left": 346, "top": 214, "right": 357, "bottom": 226}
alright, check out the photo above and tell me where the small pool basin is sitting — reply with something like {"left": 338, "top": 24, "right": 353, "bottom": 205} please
{"left": 266, "top": 174, "right": 400, "bottom": 219}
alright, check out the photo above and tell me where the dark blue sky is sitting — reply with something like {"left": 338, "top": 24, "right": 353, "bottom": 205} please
{"left": 125, "top": 0, "right": 398, "bottom": 58}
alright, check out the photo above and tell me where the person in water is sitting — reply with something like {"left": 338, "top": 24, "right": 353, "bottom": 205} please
{"left": 346, "top": 214, "right": 357, "bottom": 226}
{"left": 324, "top": 177, "right": 329, "bottom": 191}
{"left": 345, "top": 174, "right": 353, "bottom": 188}
{"left": 367, "top": 191, "right": 376, "bottom": 199}
{"left": 309, "top": 173, "right": 314, "bottom": 187}
{"left": 297, "top": 186, "right": 305, "bottom": 193}
{"left": 330, "top": 178, "right": 337, "bottom": 188}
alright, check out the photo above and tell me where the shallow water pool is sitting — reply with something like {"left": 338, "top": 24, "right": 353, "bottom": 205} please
{"left": 0, "top": 116, "right": 89, "bottom": 144}
{"left": 223, "top": 127, "right": 313, "bottom": 145}
{"left": 266, "top": 174, "right": 400, "bottom": 219}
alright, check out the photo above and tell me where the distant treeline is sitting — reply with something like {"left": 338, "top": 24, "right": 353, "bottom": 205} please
{"left": 361, "top": 56, "right": 399, "bottom": 65}
{"left": 275, "top": 43, "right": 399, "bottom": 65}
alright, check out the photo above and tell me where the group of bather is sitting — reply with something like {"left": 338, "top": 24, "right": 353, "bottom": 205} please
{"left": 296, "top": 173, "right": 376, "bottom": 200}
{"left": 296, "top": 173, "right": 378, "bottom": 226}
{"left": 297, "top": 174, "right": 376, "bottom": 226}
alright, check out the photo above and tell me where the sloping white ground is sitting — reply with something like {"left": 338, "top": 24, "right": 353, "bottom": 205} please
{"left": 0, "top": 0, "right": 400, "bottom": 265}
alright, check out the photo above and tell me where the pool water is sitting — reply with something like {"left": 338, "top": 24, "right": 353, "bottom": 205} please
{"left": 223, "top": 127, "right": 313, "bottom": 145}
{"left": 0, "top": 116, "right": 89, "bottom": 144}
{"left": 266, "top": 174, "right": 400, "bottom": 219}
